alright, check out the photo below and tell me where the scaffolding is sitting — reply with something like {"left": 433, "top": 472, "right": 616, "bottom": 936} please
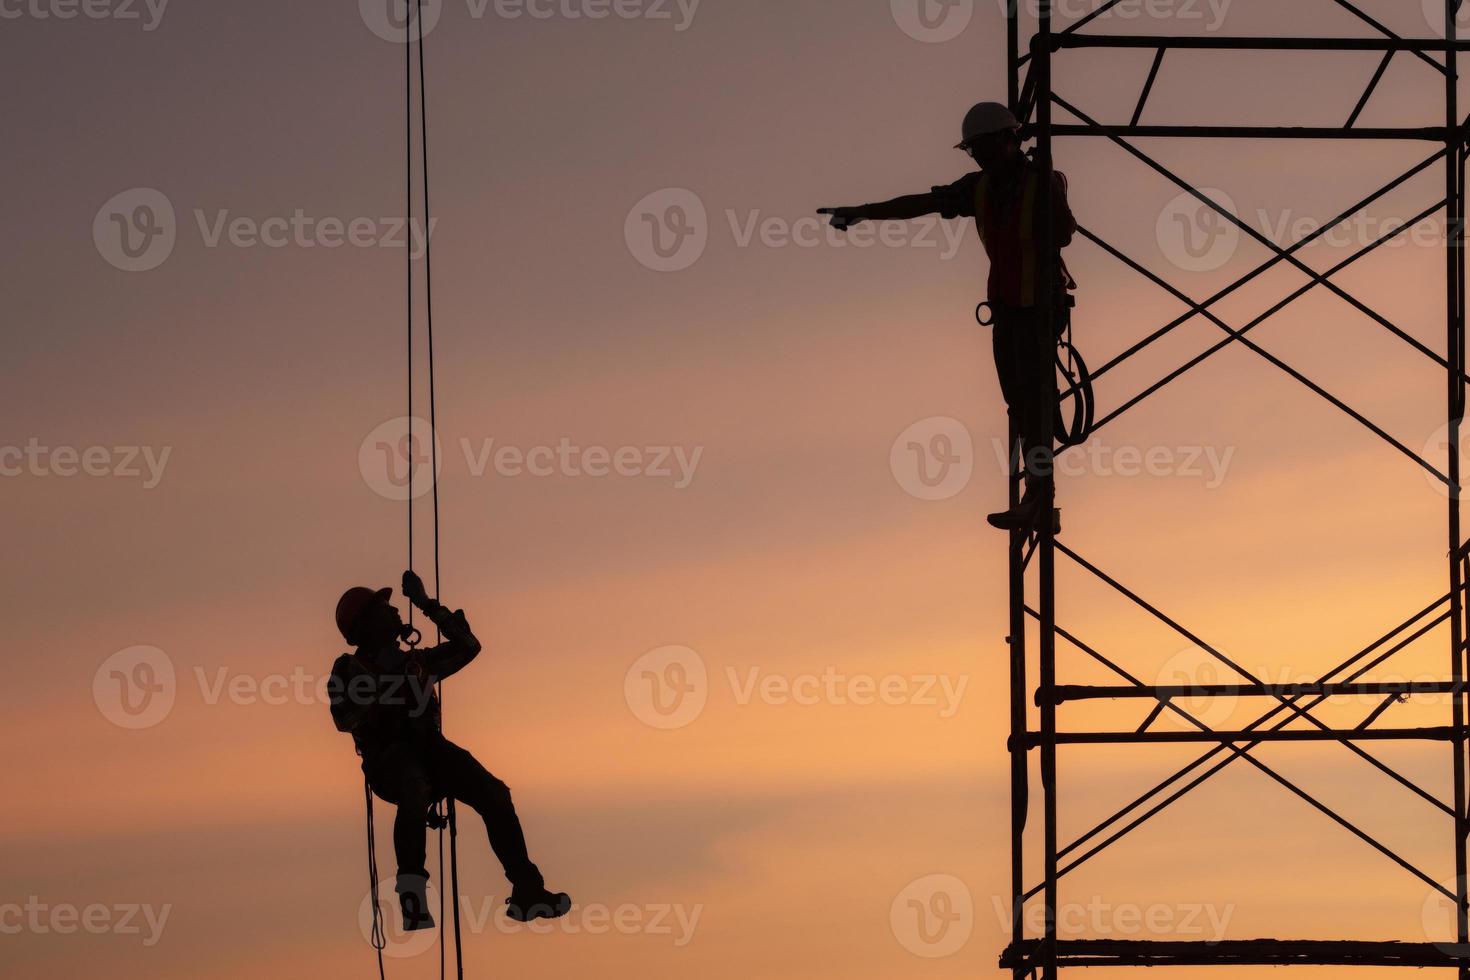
{"left": 1002, "top": 2, "right": 1470, "bottom": 976}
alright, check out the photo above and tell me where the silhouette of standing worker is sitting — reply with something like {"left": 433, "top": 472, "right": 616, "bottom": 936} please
{"left": 329, "top": 571, "right": 570, "bottom": 930}
{"left": 820, "top": 102, "right": 1077, "bottom": 529}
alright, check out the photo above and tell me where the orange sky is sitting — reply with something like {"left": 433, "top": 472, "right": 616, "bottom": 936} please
{"left": 7, "top": 1, "right": 1470, "bottom": 977}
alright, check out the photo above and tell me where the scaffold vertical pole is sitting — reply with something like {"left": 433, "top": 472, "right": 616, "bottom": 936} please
{"left": 1003, "top": 10, "right": 1033, "bottom": 979}
{"left": 1447, "top": 6, "right": 1469, "bottom": 979}
{"left": 1035, "top": 3, "right": 1060, "bottom": 979}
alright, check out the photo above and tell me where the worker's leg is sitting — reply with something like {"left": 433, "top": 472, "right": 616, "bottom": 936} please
{"left": 363, "top": 746, "right": 434, "bottom": 886}
{"left": 991, "top": 309, "right": 1052, "bottom": 484}
{"left": 430, "top": 739, "right": 544, "bottom": 891}
{"left": 1017, "top": 313, "right": 1055, "bottom": 483}
{"left": 363, "top": 744, "right": 438, "bottom": 929}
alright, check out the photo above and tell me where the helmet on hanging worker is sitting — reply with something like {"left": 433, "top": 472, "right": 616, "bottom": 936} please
{"left": 956, "top": 102, "right": 1022, "bottom": 150}
{"left": 336, "top": 586, "right": 393, "bottom": 645}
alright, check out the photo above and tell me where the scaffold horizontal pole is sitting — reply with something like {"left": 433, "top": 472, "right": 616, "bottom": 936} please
{"left": 1001, "top": 938, "right": 1469, "bottom": 969}
{"left": 1046, "top": 682, "right": 1463, "bottom": 704}
{"left": 1019, "top": 726, "right": 1462, "bottom": 748}
{"left": 1052, "top": 34, "right": 1470, "bottom": 52}
{"left": 1049, "top": 124, "right": 1451, "bottom": 140}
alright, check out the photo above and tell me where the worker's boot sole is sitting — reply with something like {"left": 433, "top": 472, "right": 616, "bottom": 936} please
{"left": 505, "top": 891, "right": 572, "bottom": 922}
{"left": 986, "top": 505, "right": 1062, "bottom": 534}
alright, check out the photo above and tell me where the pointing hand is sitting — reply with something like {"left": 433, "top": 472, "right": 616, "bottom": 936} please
{"left": 818, "top": 206, "right": 864, "bottom": 232}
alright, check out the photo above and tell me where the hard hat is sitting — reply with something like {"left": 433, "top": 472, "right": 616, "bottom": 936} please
{"left": 336, "top": 586, "right": 392, "bottom": 644}
{"left": 957, "top": 102, "right": 1021, "bottom": 148}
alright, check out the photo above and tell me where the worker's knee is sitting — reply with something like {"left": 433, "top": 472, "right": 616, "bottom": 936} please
{"left": 396, "top": 775, "right": 435, "bottom": 812}
{"left": 471, "top": 774, "right": 514, "bottom": 814}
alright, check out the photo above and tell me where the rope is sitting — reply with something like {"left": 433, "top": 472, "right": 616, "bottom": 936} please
{"left": 366, "top": 3, "right": 464, "bottom": 977}
{"left": 366, "top": 776, "right": 387, "bottom": 980}
{"left": 411, "top": 0, "right": 461, "bottom": 975}
{"left": 1053, "top": 311, "right": 1094, "bottom": 449}
{"left": 971, "top": 300, "right": 1095, "bottom": 449}
{"left": 410, "top": 1, "right": 464, "bottom": 976}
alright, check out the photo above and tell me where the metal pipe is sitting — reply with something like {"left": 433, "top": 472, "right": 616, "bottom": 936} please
{"left": 1046, "top": 682, "right": 1465, "bottom": 703}
{"left": 1028, "top": 727, "right": 1464, "bottom": 746}
{"left": 1054, "top": 34, "right": 1470, "bottom": 51}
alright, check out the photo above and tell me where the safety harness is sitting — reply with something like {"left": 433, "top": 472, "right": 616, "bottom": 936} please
{"left": 972, "top": 161, "right": 1093, "bottom": 448}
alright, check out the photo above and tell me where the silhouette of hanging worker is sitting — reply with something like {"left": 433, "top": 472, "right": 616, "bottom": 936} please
{"left": 329, "top": 571, "right": 571, "bottom": 930}
{"left": 820, "top": 101, "right": 1078, "bottom": 530}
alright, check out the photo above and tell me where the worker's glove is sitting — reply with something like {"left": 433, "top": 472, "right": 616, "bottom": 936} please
{"left": 817, "top": 206, "right": 864, "bottom": 231}
{"left": 402, "top": 569, "right": 430, "bottom": 607}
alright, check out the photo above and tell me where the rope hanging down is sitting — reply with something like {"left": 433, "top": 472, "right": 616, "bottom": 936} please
{"left": 973, "top": 299, "right": 1095, "bottom": 450}
{"left": 367, "top": 2, "right": 464, "bottom": 978}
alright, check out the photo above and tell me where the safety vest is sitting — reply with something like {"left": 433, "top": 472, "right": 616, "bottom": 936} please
{"left": 973, "top": 165, "right": 1072, "bottom": 308}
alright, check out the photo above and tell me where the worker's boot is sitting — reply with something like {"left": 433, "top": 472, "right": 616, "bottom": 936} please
{"left": 396, "top": 873, "right": 436, "bottom": 932}
{"left": 987, "top": 486, "right": 1044, "bottom": 531}
{"left": 505, "top": 884, "right": 572, "bottom": 922}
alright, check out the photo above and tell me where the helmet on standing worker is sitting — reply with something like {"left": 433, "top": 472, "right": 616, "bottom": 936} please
{"left": 956, "top": 102, "right": 1022, "bottom": 149}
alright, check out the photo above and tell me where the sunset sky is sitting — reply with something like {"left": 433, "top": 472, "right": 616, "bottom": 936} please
{"left": 7, "top": 0, "right": 1470, "bottom": 977}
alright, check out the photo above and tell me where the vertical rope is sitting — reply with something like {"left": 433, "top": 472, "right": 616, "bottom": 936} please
{"left": 366, "top": 776, "right": 387, "bottom": 980}
{"left": 405, "top": 0, "right": 416, "bottom": 637}
{"left": 366, "top": 10, "right": 418, "bottom": 979}
{"left": 373, "top": 3, "right": 461, "bottom": 976}
{"left": 412, "top": 1, "right": 464, "bottom": 976}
